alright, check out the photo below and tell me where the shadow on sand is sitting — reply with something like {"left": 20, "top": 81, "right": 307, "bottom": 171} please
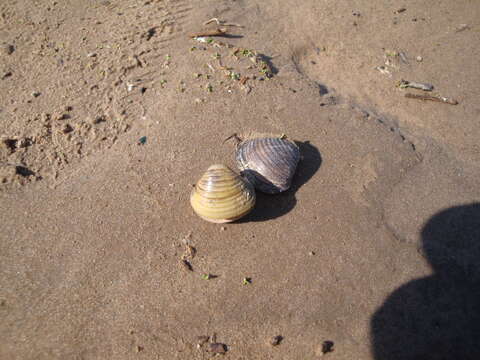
{"left": 371, "top": 203, "right": 480, "bottom": 359}
{"left": 239, "top": 140, "right": 322, "bottom": 222}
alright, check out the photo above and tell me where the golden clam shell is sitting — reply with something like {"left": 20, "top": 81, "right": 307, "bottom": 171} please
{"left": 190, "top": 164, "right": 256, "bottom": 223}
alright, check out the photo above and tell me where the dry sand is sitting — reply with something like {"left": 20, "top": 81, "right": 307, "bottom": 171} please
{"left": 1, "top": 0, "right": 479, "bottom": 359}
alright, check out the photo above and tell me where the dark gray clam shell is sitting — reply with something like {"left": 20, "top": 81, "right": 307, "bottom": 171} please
{"left": 235, "top": 137, "right": 300, "bottom": 194}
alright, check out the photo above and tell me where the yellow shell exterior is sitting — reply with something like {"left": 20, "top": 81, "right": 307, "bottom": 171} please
{"left": 190, "top": 164, "right": 256, "bottom": 223}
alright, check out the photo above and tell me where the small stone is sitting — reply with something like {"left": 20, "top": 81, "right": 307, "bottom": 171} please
{"left": 270, "top": 335, "right": 283, "bottom": 346}
{"left": 207, "top": 343, "right": 227, "bottom": 354}
{"left": 17, "top": 138, "right": 30, "bottom": 148}
{"left": 2, "top": 138, "right": 17, "bottom": 152}
{"left": 56, "top": 113, "right": 70, "bottom": 120}
{"left": 91, "top": 115, "right": 105, "bottom": 124}
{"left": 309, "top": 251, "right": 316, "bottom": 256}
{"left": 15, "top": 165, "right": 34, "bottom": 177}
{"left": 220, "top": 226, "right": 226, "bottom": 231}
{"left": 87, "top": 52, "right": 97, "bottom": 57}
{"left": 3, "top": 44, "right": 15, "bottom": 55}
{"left": 416, "top": 56, "right": 423, "bottom": 62}
{"left": 321, "top": 340, "right": 334, "bottom": 355}
{"left": 61, "top": 124, "right": 73, "bottom": 134}
{"left": 2, "top": 71, "right": 12, "bottom": 79}
{"left": 31, "top": 91, "right": 41, "bottom": 97}
{"left": 136, "top": 345, "right": 144, "bottom": 352}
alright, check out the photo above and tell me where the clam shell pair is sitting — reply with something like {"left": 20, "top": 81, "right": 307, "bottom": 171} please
{"left": 190, "top": 137, "right": 300, "bottom": 223}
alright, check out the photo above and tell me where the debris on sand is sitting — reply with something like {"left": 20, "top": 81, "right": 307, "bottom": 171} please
{"left": 239, "top": 76, "right": 249, "bottom": 85}
{"left": 60, "top": 124, "right": 74, "bottom": 134}
{"left": 270, "top": 335, "right": 283, "bottom": 346}
{"left": 184, "top": 244, "right": 196, "bottom": 259}
{"left": 207, "top": 343, "right": 227, "bottom": 354}
{"left": 242, "top": 277, "right": 252, "bottom": 285}
{"left": 203, "top": 18, "right": 243, "bottom": 28}
{"left": 321, "top": 340, "right": 335, "bottom": 355}
{"left": 181, "top": 259, "right": 193, "bottom": 272}
{"left": 190, "top": 28, "right": 228, "bottom": 38}
{"left": 398, "top": 80, "right": 434, "bottom": 91}
{"left": 196, "top": 335, "right": 210, "bottom": 347}
{"left": 398, "top": 51, "right": 409, "bottom": 64}
{"left": 455, "top": 24, "right": 470, "bottom": 33}
{"left": 405, "top": 92, "right": 459, "bottom": 105}
{"left": 1, "top": 71, "right": 13, "bottom": 79}
{"left": 2, "top": 44, "right": 15, "bottom": 55}
{"left": 375, "top": 66, "right": 392, "bottom": 77}
{"left": 137, "top": 136, "right": 147, "bottom": 145}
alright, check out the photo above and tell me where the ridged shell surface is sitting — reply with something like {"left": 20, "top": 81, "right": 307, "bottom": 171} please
{"left": 190, "top": 164, "right": 256, "bottom": 223}
{"left": 236, "top": 137, "right": 300, "bottom": 194}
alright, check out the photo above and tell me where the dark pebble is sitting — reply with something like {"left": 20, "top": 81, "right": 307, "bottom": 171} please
{"left": 321, "top": 340, "right": 335, "bottom": 354}
{"left": 3, "top": 44, "right": 15, "bottom": 55}
{"left": 2, "top": 71, "right": 13, "bottom": 79}
{"left": 181, "top": 259, "right": 193, "bottom": 271}
{"left": 61, "top": 124, "right": 73, "bottom": 134}
{"left": 270, "top": 335, "right": 283, "bottom": 346}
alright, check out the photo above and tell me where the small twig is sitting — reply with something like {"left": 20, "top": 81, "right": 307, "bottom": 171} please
{"left": 375, "top": 66, "right": 392, "bottom": 77}
{"left": 206, "top": 63, "right": 215, "bottom": 72}
{"left": 181, "top": 259, "right": 193, "bottom": 272}
{"left": 405, "top": 93, "right": 458, "bottom": 105}
{"left": 185, "top": 244, "right": 196, "bottom": 259}
{"left": 398, "top": 51, "right": 409, "bottom": 64}
{"left": 190, "top": 28, "right": 228, "bottom": 38}
{"left": 239, "top": 76, "right": 249, "bottom": 85}
{"left": 398, "top": 80, "right": 434, "bottom": 91}
{"left": 223, "top": 133, "right": 243, "bottom": 145}
{"left": 204, "top": 18, "right": 221, "bottom": 26}
{"left": 203, "top": 18, "right": 244, "bottom": 28}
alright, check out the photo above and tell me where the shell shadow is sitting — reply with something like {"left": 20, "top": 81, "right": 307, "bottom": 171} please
{"left": 238, "top": 141, "right": 322, "bottom": 222}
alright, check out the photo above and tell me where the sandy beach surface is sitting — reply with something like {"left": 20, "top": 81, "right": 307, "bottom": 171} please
{"left": 1, "top": 0, "right": 480, "bottom": 359}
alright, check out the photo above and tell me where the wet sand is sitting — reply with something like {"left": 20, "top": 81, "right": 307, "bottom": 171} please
{"left": 1, "top": 1, "right": 479, "bottom": 358}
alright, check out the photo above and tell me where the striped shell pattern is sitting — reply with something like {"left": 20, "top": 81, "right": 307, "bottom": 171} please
{"left": 190, "top": 164, "right": 256, "bottom": 223}
{"left": 236, "top": 137, "right": 300, "bottom": 194}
